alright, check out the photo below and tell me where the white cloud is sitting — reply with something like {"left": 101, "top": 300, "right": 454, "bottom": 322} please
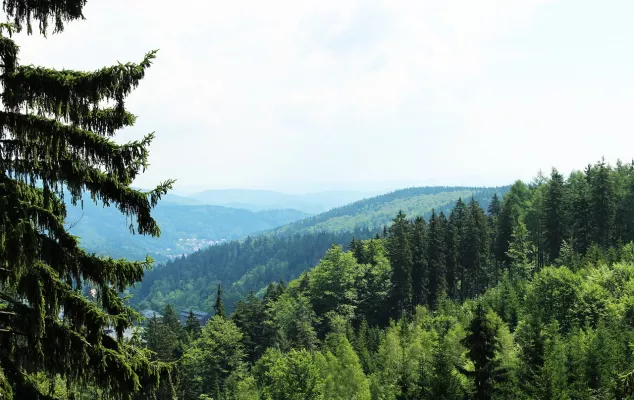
{"left": 10, "top": 0, "right": 634, "bottom": 192}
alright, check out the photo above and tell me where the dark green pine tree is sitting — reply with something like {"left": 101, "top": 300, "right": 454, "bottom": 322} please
{"left": 487, "top": 194, "right": 501, "bottom": 283}
{"left": 427, "top": 210, "right": 447, "bottom": 309}
{"left": 349, "top": 236, "right": 368, "bottom": 264}
{"left": 144, "top": 314, "right": 180, "bottom": 363}
{"left": 614, "top": 160, "right": 634, "bottom": 243}
{"left": 232, "top": 290, "right": 266, "bottom": 362}
{"left": 0, "top": 5, "right": 174, "bottom": 399}
{"left": 410, "top": 216, "right": 429, "bottom": 308}
{"left": 387, "top": 211, "right": 413, "bottom": 318}
{"left": 464, "top": 199, "right": 490, "bottom": 296}
{"left": 487, "top": 193, "right": 502, "bottom": 217}
{"left": 185, "top": 310, "right": 202, "bottom": 340}
{"left": 462, "top": 304, "right": 507, "bottom": 400}
{"left": 451, "top": 198, "right": 468, "bottom": 301}
{"left": 494, "top": 181, "right": 529, "bottom": 268}
{"left": 587, "top": 158, "right": 617, "bottom": 248}
{"left": 566, "top": 170, "right": 591, "bottom": 253}
{"left": 214, "top": 283, "right": 226, "bottom": 318}
{"left": 543, "top": 168, "right": 567, "bottom": 263}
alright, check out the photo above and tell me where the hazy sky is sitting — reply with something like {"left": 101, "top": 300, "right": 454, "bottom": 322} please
{"left": 13, "top": 0, "right": 634, "bottom": 193}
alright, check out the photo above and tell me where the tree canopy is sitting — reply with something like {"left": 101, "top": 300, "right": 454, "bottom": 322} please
{"left": 0, "top": 2, "right": 175, "bottom": 398}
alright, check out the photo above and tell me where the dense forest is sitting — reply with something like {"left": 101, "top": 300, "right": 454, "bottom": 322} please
{"left": 2, "top": 0, "right": 633, "bottom": 399}
{"left": 266, "top": 186, "right": 505, "bottom": 236}
{"left": 132, "top": 187, "right": 508, "bottom": 313}
{"left": 136, "top": 159, "right": 634, "bottom": 400}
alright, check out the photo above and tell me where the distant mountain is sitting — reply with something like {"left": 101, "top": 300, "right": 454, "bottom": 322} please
{"left": 159, "top": 193, "right": 206, "bottom": 206}
{"left": 132, "top": 185, "right": 510, "bottom": 313}
{"left": 188, "top": 189, "right": 382, "bottom": 214}
{"left": 266, "top": 186, "right": 509, "bottom": 236}
{"left": 65, "top": 198, "right": 309, "bottom": 263}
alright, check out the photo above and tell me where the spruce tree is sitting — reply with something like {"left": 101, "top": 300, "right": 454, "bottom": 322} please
{"left": 185, "top": 310, "right": 202, "bottom": 340}
{"left": 464, "top": 199, "right": 490, "bottom": 296}
{"left": 487, "top": 193, "right": 501, "bottom": 217}
{"left": 386, "top": 211, "right": 413, "bottom": 319}
{"left": 0, "top": 4, "right": 174, "bottom": 399}
{"left": 451, "top": 198, "right": 468, "bottom": 301}
{"left": 445, "top": 209, "right": 460, "bottom": 300}
{"left": 462, "top": 305, "right": 508, "bottom": 400}
{"left": 214, "top": 283, "right": 226, "bottom": 318}
{"left": 427, "top": 210, "right": 447, "bottom": 309}
{"left": 410, "top": 216, "right": 429, "bottom": 308}
{"left": 566, "top": 170, "right": 591, "bottom": 253}
{"left": 587, "top": 158, "right": 617, "bottom": 248}
{"left": 543, "top": 168, "right": 566, "bottom": 263}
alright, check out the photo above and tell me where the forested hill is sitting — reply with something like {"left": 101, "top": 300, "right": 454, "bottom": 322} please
{"left": 266, "top": 186, "right": 507, "bottom": 235}
{"left": 131, "top": 185, "right": 509, "bottom": 313}
{"left": 65, "top": 197, "right": 308, "bottom": 263}
{"left": 144, "top": 159, "right": 634, "bottom": 400}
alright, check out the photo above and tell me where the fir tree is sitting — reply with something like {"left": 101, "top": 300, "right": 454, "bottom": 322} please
{"left": 543, "top": 168, "right": 566, "bottom": 263}
{"left": 387, "top": 211, "right": 413, "bottom": 319}
{"left": 214, "top": 283, "right": 226, "bottom": 318}
{"left": 487, "top": 193, "right": 501, "bottom": 217}
{"left": 410, "top": 216, "right": 429, "bottom": 308}
{"left": 462, "top": 305, "right": 508, "bottom": 400}
{"left": 0, "top": 5, "right": 174, "bottom": 399}
{"left": 427, "top": 210, "right": 447, "bottom": 309}
{"left": 587, "top": 158, "right": 617, "bottom": 248}
{"left": 567, "top": 171, "right": 591, "bottom": 253}
{"left": 464, "top": 199, "right": 490, "bottom": 296}
{"left": 185, "top": 310, "right": 202, "bottom": 340}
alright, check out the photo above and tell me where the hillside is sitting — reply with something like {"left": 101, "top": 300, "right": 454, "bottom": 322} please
{"left": 66, "top": 200, "right": 308, "bottom": 263}
{"left": 189, "top": 189, "right": 382, "bottom": 213}
{"left": 269, "top": 186, "right": 508, "bottom": 235}
{"left": 132, "top": 185, "right": 509, "bottom": 313}
{"left": 145, "top": 159, "right": 634, "bottom": 400}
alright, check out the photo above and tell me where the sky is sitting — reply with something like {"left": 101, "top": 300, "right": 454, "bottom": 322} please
{"left": 12, "top": 0, "right": 634, "bottom": 194}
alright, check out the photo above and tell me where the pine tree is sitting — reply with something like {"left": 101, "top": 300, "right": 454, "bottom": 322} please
{"left": 410, "top": 216, "right": 429, "bottom": 308}
{"left": 587, "top": 158, "right": 617, "bottom": 248}
{"left": 214, "top": 283, "right": 226, "bottom": 318}
{"left": 506, "top": 221, "right": 532, "bottom": 280}
{"left": 427, "top": 210, "right": 447, "bottom": 309}
{"left": 0, "top": 5, "right": 174, "bottom": 399}
{"left": 464, "top": 198, "right": 490, "bottom": 296}
{"left": 451, "top": 198, "right": 468, "bottom": 301}
{"left": 462, "top": 305, "right": 508, "bottom": 400}
{"left": 567, "top": 171, "right": 591, "bottom": 253}
{"left": 487, "top": 193, "right": 501, "bottom": 217}
{"left": 387, "top": 211, "right": 413, "bottom": 318}
{"left": 543, "top": 168, "right": 566, "bottom": 263}
{"left": 185, "top": 310, "right": 202, "bottom": 340}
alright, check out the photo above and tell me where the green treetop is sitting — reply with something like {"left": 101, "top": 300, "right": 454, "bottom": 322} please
{"left": 214, "top": 283, "right": 226, "bottom": 318}
{"left": 0, "top": 3, "right": 174, "bottom": 399}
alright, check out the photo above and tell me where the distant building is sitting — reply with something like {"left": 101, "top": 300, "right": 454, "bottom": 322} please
{"left": 179, "top": 309, "right": 210, "bottom": 325}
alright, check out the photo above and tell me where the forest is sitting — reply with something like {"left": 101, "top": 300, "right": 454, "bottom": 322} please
{"left": 2, "top": 0, "right": 634, "bottom": 399}
{"left": 133, "top": 159, "right": 634, "bottom": 400}
{"left": 131, "top": 186, "right": 508, "bottom": 313}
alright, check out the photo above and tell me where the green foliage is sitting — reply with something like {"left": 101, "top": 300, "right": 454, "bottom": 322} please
{"left": 271, "top": 187, "right": 506, "bottom": 236}
{"left": 138, "top": 157, "right": 634, "bottom": 400}
{"left": 180, "top": 316, "right": 245, "bottom": 399}
{"left": 256, "top": 348, "right": 324, "bottom": 400}
{"left": 0, "top": 3, "right": 175, "bottom": 398}
{"left": 316, "top": 334, "right": 371, "bottom": 400}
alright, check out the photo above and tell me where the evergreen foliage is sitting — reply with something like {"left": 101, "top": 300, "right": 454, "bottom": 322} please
{"left": 133, "top": 158, "right": 634, "bottom": 400}
{"left": 0, "top": 3, "right": 175, "bottom": 399}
